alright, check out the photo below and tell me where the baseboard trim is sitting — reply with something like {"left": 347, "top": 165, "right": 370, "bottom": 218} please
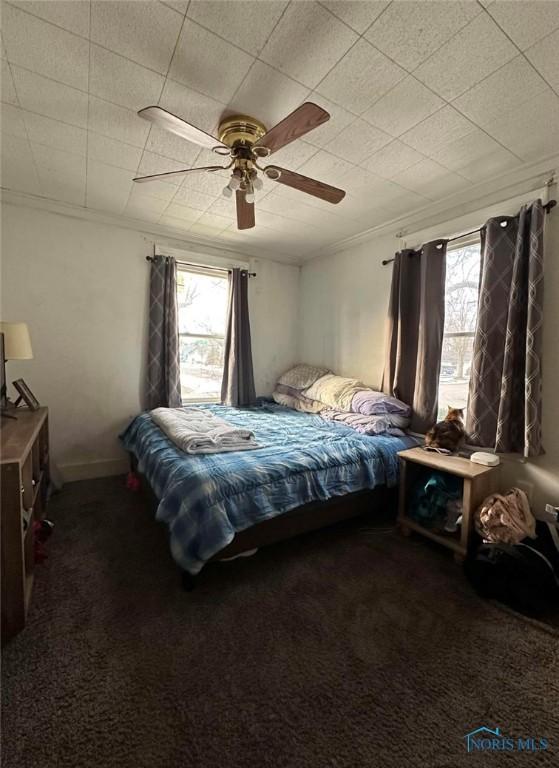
{"left": 59, "top": 458, "right": 129, "bottom": 483}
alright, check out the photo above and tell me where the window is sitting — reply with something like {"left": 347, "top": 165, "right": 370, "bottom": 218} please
{"left": 438, "top": 241, "right": 481, "bottom": 418}
{"left": 176, "top": 265, "right": 228, "bottom": 403}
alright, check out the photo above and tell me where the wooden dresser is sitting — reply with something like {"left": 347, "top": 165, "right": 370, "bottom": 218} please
{"left": 1, "top": 407, "right": 50, "bottom": 640}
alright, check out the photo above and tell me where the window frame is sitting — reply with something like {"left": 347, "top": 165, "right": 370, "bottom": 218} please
{"left": 176, "top": 263, "right": 229, "bottom": 405}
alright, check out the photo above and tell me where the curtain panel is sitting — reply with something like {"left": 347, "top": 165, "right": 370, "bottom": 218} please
{"left": 146, "top": 255, "right": 181, "bottom": 410}
{"left": 382, "top": 240, "right": 447, "bottom": 433}
{"left": 221, "top": 268, "right": 256, "bottom": 407}
{"left": 467, "top": 200, "right": 545, "bottom": 456}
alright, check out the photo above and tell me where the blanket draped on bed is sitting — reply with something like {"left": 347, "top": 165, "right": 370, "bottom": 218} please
{"left": 121, "top": 404, "right": 413, "bottom": 574}
{"left": 151, "top": 407, "right": 259, "bottom": 454}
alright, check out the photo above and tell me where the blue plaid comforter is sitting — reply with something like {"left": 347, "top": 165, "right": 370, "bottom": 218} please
{"left": 120, "top": 403, "right": 413, "bottom": 574}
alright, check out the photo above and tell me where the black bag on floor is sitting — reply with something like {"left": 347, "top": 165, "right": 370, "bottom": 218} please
{"left": 465, "top": 521, "right": 559, "bottom": 615}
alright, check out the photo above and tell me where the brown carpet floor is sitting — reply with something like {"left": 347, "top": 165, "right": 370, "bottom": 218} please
{"left": 2, "top": 476, "right": 558, "bottom": 768}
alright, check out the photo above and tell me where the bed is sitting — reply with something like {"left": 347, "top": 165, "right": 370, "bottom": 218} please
{"left": 120, "top": 402, "right": 414, "bottom": 580}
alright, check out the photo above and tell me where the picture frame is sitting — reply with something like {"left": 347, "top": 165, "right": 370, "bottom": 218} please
{"left": 12, "top": 378, "right": 40, "bottom": 411}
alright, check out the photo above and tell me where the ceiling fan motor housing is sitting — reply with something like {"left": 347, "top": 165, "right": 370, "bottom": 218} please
{"left": 218, "top": 115, "right": 268, "bottom": 149}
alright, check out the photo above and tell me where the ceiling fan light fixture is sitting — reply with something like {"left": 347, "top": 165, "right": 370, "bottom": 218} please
{"left": 222, "top": 185, "right": 233, "bottom": 198}
{"left": 252, "top": 176, "right": 263, "bottom": 191}
{"left": 245, "top": 188, "right": 255, "bottom": 205}
{"left": 229, "top": 174, "right": 241, "bottom": 191}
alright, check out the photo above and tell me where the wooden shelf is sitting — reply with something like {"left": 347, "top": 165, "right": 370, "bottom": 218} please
{"left": 397, "top": 447, "right": 500, "bottom": 562}
{"left": 1, "top": 408, "right": 49, "bottom": 641}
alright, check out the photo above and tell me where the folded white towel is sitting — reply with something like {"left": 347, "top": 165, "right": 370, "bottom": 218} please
{"left": 151, "top": 407, "right": 260, "bottom": 455}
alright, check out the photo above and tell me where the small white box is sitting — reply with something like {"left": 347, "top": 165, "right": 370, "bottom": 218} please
{"left": 470, "top": 451, "right": 500, "bottom": 467}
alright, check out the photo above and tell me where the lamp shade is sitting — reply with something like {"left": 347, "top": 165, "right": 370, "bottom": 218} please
{"left": 0, "top": 322, "right": 33, "bottom": 359}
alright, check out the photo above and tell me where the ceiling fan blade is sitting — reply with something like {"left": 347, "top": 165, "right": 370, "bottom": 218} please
{"left": 133, "top": 165, "right": 226, "bottom": 183}
{"left": 236, "top": 190, "right": 255, "bottom": 230}
{"left": 265, "top": 166, "right": 345, "bottom": 204}
{"left": 254, "top": 103, "right": 330, "bottom": 155}
{"left": 137, "top": 106, "right": 228, "bottom": 151}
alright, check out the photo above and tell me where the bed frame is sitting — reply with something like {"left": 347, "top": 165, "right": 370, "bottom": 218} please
{"left": 129, "top": 454, "right": 397, "bottom": 590}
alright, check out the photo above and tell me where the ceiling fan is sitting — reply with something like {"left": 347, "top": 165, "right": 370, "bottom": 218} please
{"left": 132, "top": 102, "right": 346, "bottom": 230}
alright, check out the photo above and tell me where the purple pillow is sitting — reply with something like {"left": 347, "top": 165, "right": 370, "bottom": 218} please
{"left": 352, "top": 390, "right": 411, "bottom": 417}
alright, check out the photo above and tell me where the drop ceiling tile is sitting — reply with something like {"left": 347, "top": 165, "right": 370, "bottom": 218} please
{"left": 414, "top": 14, "right": 517, "bottom": 101}
{"left": 260, "top": 2, "right": 357, "bottom": 89}
{"left": 392, "top": 159, "right": 469, "bottom": 201}
{"left": 363, "top": 77, "right": 444, "bottom": 138}
{"left": 486, "top": 0, "right": 559, "bottom": 51}
{"left": 302, "top": 92, "right": 357, "bottom": 147}
{"left": 31, "top": 141, "right": 86, "bottom": 203}
{"left": 481, "top": 89, "right": 559, "bottom": 162}
{"left": 365, "top": 0, "right": 480, "bottom": 72}
{"left": 187, "top": 1, "right": 287, "bottom": 56}
{"left": 87, "top": 159, "right": 134, "bottom": 213}
{"left": 0, "top": 104, "right": 26, "bottom": 138}
{"left": 87, "top": 133, "right": 143, "bottom": 172}
{"left": 320, "top": 1, "right": 389, "bottom": 34}
{"left": 133, "top": 178, "right": 178, "bottom": 202}
{"left": 159, "top": 79, "right": 226, "bottom": 136}
{"left": 171, "top": 185, "right": 216, "bottom": 211}
{"left": 88, "top": 96, "right": 150, "bottom": 147}
{"left": 137, "top": 150, "right": 187, "bottom": 184}
{"left": 9, "top": 1, "right": 91, "bottom": 37}
{"left": 160, "top": 213, "right": 195, "bottom": 230}
{"left": 325, "top": 118, "right": 391, "bottom": 164}
{"left": 0, "top": 133, "right": 42, "bottom": 194}
{"left": 12, "top": 66, "right": 89, "bottom": 127}
{"left": 90, "top": 1, "right": 181, "bottom": 75}
{"left": 181, "top": 167, "right": 231, "bottom": 198}
{"left": 297, "top": 149, "right": 354, "bottom": 188}
{"left": 23, "top": 111, "right": 87, "bottom": 156}
{"left": 188, "top": 220, "right": 228, "bottom": 237}
{"left": 3, "top": 4, "right": 89, "bottom": 91}
{"left": 266, "top": 139, "right": 319, "bottom": 171}
{"left": 206, "top": 196, "right": 237, "bottom": 220}
{"left": 1, "top": 60, "right": 18, "bottom": 105}
{"left": 526, "top": 30, "right": 559, "bottom": 93}
{"left": 144, "top": 125, "right": 200, "bottom": 165}
{"left": 162, "top": 2, "right": 188, "bottom": 15}
{"left": 363, "top": 140, "right": 425, "bottom": 179}
{"left": 400, "top": 106, "right": 476, "bottom": 157}
{"left": 433, "top": 129, "right": 519, "bottom": 176}
{"left": 169, "top": 19, "right": 254, "bottom": 103}
{"left": 453, "top": 56, "right": 550, "bottom": 130}
{"left": 90, "top": 45, "right": 165, "bottom": 112}
{"left": 164, "top": 202, "right": 203, "bottom": 221}
{"left": 124, "top": 194, "right": 167, "bottom": 222}
{"left": 229, "top": 61, "right": 310, "bottom": 129}
{"left": 317, "top": 39, "right": 406, "bottom": 115}
{"left": 452, "top": 145, "right": 521, "bottom": 184}
{"left": 193, "top": 211, "right": 231, "bottom": 232}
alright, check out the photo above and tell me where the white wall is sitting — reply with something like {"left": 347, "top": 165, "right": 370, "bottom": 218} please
{"left": 300, "top": 196, "right": 559, "bottom": 513}
{"left": 1, "top": 204, "right": 299, "bottom": 480}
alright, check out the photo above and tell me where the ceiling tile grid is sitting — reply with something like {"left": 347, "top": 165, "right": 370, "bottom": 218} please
{"left": 0, "top": 0, "right": 558, "bottom": 264}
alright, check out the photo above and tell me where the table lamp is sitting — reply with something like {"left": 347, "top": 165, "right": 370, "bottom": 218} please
{"left": 0, "top": 322, "right": 33, "bottom": 416}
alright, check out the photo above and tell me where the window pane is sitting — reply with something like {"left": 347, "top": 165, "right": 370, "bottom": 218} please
{"left": 177, "top": 270, "right": 227, "bottom": 336}
{"left": 438, "top": 242, "right": 481, "bottom": 419}
{"left": 439, "top": 334, "right": 475, "bottom": 415}
{"left": 444, "top": 244, "right": 480, "bottom": 334}
{"left": 180, "top": 336, "right": 224, "bottom": 401}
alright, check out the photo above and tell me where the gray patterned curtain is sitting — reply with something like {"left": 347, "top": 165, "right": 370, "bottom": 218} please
{"left": 382, "top": 239, "right": 447, "bottom": 433}
{"left": 221, "top": 268, "right": 256, "bottom": 407}
{"left": 467, "top": 200, "right": 545, "bottom": 456}
{"left": 146, "top": 255, "right": 181, "bottom": 410}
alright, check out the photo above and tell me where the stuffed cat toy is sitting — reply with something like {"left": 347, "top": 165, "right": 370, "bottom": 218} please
{"left": 425, "top": 407, "right": 467, "bottom": 453}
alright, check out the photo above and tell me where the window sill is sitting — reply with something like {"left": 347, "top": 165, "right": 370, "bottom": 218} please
{"left": 181, "top": 398, "right": 221, "bottom": 406}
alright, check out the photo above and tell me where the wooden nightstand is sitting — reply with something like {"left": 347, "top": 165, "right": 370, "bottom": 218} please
{"left": 1, "top": 407, "right": 50, "bottom": 640}
{"left": 397, "top": 447, "right": 500, "bottom": 562}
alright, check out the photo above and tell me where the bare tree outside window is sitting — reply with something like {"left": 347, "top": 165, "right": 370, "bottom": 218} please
{"left": 438, "top": 242, "right": 481, "bottom": 418}
{"left": 176, "top": 267, "right": 228, "bottom": 403}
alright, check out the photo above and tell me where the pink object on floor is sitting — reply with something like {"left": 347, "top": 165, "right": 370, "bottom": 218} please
{"left": 126, "top": 472, "right": 141, "bottom": 492}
